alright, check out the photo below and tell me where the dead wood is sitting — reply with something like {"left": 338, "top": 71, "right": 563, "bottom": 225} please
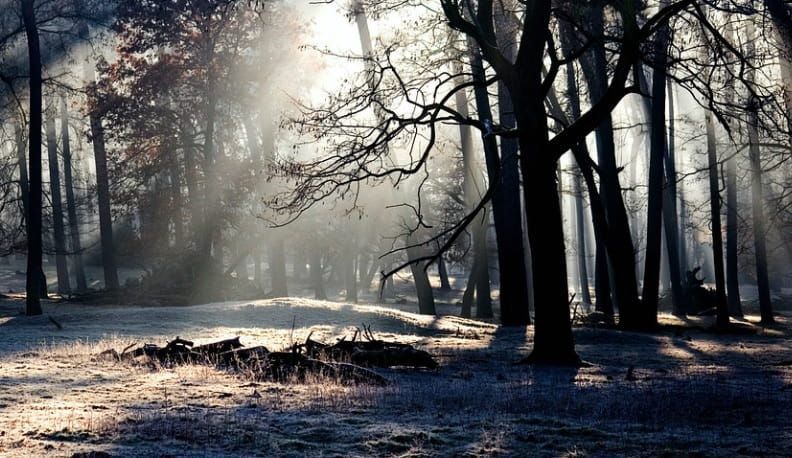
{"left": 291, "top": 325, "right": 437, "bottom": 369}
{"left": 103, "top": 333, "right": 401, "bottom": 385}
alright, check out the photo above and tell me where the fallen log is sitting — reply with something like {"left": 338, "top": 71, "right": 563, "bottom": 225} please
{"left": 105, "top": 336, "right": 391, "bottom": 385}
{"left": 293, "top": 326, "right": 437, "bottom": 369}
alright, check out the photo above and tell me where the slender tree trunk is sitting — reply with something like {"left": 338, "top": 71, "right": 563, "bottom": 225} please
{"left": 45, "top": 100, "right": 70, "bottom": 294}
{"left": 748, "top": 110, "right": 774, "bottom": 324}
{"left": 574, "top": 170, "right": 592, "bottom": 306}
{"left": 578, "top": 4, "right": 640, "bottom": 326}
{"left": 470, "top": 45, "right": 531, "bottom": 325}
{"left": 22, "top": 0, "right": 44, "bottom": 315}
{"left": 168, "top": 151, "right": 184, "bottom": 249}
{"left": 89, "top": 107, "right": 120, "bottom": 290}
{"left": 16, "top": 122, "right": 30, "bottom": 229}
{"left": 641, "top": 14, "right": 672, "bottom": 326}
{"left": 746, "top": 21, "right": 774, "bottom": 324}
{"left": 704, "top": 112, "right": 729, "bottom": 326}
{"left": 453, "top": 60, "right": 492, "bottom": 318}
{"left": 725, "top": 154, "right": 743, "bottom": 317}
{"left": 60, "top": 95, "right": 87, "bottom": 291}
{"left": 663, "top": 81, "right": 684, "bottom": 310}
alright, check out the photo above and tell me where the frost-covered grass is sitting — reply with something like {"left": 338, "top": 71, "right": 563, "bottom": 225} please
{"left": 0, "top": 291, "right": 790, "bottom": 457}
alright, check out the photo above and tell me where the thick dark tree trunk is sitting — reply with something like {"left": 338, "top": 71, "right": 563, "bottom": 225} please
{"left": 60, "top": 96, "right": 87, "bottom": 291}
{"left": 270, "top": 238, "right": 288, "bottom": 297}
{"left": 45, "top": 100, "right": 70, "bottom": 294}
{"left": 469, "top": 46, "right": 531, "bottom": 325}
{"left": 514, "top": 93, "right": 577, "bottom": 364}
{"left": 89, "top": 109, "right": 120, "bottom": 290}
{"left": 705, "top": 112, "right": 729, "bottom": 327}
{"left": 641, "top": 18, "right": 672, "bottom": 327}
{"left": 23, "top": 0, "right": 44, "bottom": 315}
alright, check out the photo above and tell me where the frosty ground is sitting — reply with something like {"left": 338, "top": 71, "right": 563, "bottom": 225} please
{"left": 0, "top": 270, "right": 790, "bottom": 457}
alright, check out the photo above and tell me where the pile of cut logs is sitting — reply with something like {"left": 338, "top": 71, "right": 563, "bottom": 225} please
{"left": 100, "top": 327, "right": 437, "bottom": 385}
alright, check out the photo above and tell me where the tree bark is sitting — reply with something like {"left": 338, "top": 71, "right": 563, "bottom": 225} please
{"left": 578, "top": 3, "right": 641, "bottom": 326}
{"left": 663, "top": 81, "right": 684, "bottom": 311}
{"left": 89, "top": 107, "right": 120, "bottom": 290}
{"left": 746, "top": 21, "right": 774, "bottom": 324}
{"left": 469, "top": 44, "right": 531, "bottom": 325}
{"left": 725, "top": 154, "right": 743, "bottom": 317}
{"left": 23, "top": 0, "right": 45, "bottom": 315}
{"left": 705, "top": 112, "right": 729, "bottom": 326}
{"left": 437, "top": 256, "right": 451, "bottom": 291}
{"left": 407, "top": 240, "right": 436, "bottom": 316}
{"left": 453, "top": 58, "right": 492, "bottom": 318}
{"left": 573, "top": 170, "right": 592, "bottom": 306}
{"left": 512, "top": 5, "right": 577, "bottom": 363}
{"left": 45, "top": 100, "right": 70, "bottom": 294}
{"left": 60, "top": 95, "right": 87, "bottom": 291}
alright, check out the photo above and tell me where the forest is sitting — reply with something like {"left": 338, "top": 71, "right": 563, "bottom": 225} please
{"left": 0, "top": 0, "right": 790, "bottom": 456}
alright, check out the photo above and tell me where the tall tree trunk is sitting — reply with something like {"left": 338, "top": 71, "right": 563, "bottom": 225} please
{"left": 45, "top": 100, "right": 70, "bottom": 294}
{"left": 573, "top": 170, "right": 592, "bottom": 306}
{"left": 22, "top": 0, "right": 44, "bottom": 315}
{"left": 453, "top": 58, "right": 492, "bottom": 318}
{"left": 89, "top": 106, "right": 120, "bottom": 290}
{"left": 663, "top": 81, "right": 684, "bottom": 310}
{"left": 168, "top": 151, "right": 184, "bottom": 250}
{"left": 704, "top": 112, "right": 729, "bottom": 326}
{"left": 512, "top": 2, "right": 577, "bottom": 363}
{"left": 725, "top": 154, "right": 743, "bottom": 317}
{"left": 578, "top": 3, "right": 640, "bottom": 326}
{"left": 470, "top": 44, "right": 531, "bottom": 325}
{"left": 746, "top": 21, "right": 774, "bottom": 324}
{"left": 641, "top": 12, "right": 672, "bottom": 326}
{"left": 60, "top": 95, "right": 87, "bottom": 291}
{"left": 15, "top": 122, "right": 30, "bottom": 229}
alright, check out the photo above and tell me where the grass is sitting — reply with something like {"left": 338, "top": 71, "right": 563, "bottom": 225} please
{"left": 0, "top": 296, "right": 790, "bottom": 457}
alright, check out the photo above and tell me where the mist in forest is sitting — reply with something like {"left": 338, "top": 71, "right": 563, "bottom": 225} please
{"left": 0, "top": 1, "right": 791, "bottom": 456}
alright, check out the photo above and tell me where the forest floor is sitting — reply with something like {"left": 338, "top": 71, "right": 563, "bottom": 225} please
{"left": 0, "top": 267, "right": 790, "bottom": 457}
